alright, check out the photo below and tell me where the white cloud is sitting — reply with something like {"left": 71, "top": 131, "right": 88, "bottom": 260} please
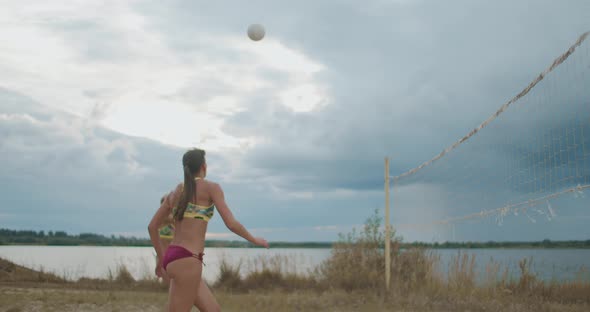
{"left": 279, "top": 83, "right": 329, "bottom": 113}
{"left": 250, "top": 227, "right": 290, "bottom": 233}
{"left": 0, "top": 1, "right": 329, "bottom": 154}
{"left": 0, "top": 111, "right": 149, "bottom": 180}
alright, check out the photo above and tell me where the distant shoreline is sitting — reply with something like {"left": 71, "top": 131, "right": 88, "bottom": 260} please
{"left": 1, "top": 228, "right": 589, "bottom": 249}
{"left": 2, "top": 243, "right": 590, "bottom": 249}
{"left": 0, "top": 242, "right": 590, "bottom": 250}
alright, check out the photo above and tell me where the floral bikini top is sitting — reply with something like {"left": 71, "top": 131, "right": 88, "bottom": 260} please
{"left": 158, "top": 178, "right": 215, "bottom": 240}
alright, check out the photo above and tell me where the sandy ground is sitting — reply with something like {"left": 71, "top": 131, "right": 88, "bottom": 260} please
{"left": 2, "top": 283, "right": 590, "bottom": 312}
{"left": 0, "top": 285, "right": 165, "bottom": 312}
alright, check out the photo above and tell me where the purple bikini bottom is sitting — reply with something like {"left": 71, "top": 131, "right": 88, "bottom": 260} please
{"left": 162, "top": 245, "right": 205, "bottom": 270}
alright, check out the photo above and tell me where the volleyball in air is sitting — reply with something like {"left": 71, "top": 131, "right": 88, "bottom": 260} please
{"left": 247, "top": 24, "right": 265, "bottom": 41}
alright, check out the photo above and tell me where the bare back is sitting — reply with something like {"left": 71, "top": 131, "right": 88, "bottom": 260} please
{"left": 164, "top": 179, "right": 215, "bottom": 254}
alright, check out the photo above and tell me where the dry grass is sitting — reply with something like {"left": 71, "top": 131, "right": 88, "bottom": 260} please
{"left": 1, "top": 210, "right": 589, "bottom": 311}
{"left": 0, "top": 285, "right": 167, "bottom": 312}
{"left": 0, "top": 257, "right": 66, "bottom": 284}
{"left": 204, "top": 210, "right": 590, "bottom": 310}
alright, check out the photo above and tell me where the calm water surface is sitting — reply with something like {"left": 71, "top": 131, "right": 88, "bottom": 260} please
{"left": 0, "top": 246, "right": 588, "bottom": 283}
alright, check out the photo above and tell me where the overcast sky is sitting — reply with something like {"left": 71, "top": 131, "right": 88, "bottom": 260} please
{"left": 1, "top": 0, "right": 589, "bottom": 242}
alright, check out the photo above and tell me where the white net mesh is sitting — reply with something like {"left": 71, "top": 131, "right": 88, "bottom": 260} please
{"left": 392, "top": 32, "right": 590, "bottom": 242}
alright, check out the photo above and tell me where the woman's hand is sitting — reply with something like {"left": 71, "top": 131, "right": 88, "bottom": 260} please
{"left": 155, "top": 258, "right": 165, "bottom": 278}
{"left": 253, "top": 237, "right": 269, "bottom": 249}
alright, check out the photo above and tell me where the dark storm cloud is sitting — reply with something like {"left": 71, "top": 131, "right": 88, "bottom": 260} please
{"left": 1, "top": 0, "right": 589, "bottom": 242}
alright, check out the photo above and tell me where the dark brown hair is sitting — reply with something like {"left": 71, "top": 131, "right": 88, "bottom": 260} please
{"left": 174, "top": 148, "right": 206, "bottom": 221}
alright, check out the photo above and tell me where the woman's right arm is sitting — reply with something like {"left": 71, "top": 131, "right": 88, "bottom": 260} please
{"left": 210, "top": 183, "right": 268, "bottom": 248}
{"left": 147, "top": 187, "right": 178, "bottom": 265}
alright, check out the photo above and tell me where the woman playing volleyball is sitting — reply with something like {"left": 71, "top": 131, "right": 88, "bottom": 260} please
{"left": 148, "top": 148, "right": 269, "bottom": 311}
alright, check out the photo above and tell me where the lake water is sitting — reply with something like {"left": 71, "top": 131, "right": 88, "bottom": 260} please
{"left": 0, "top": 246, "right": 330, "bottom": 283}
{"left": 0, "top": 246, "right": 589, "bottom": 284}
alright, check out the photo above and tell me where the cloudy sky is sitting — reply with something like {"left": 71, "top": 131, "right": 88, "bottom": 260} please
{"left": 1, "top": 0, "right": 589, "bottom": 243}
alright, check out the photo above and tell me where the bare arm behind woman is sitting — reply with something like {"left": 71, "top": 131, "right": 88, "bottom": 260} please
{"left": 210, "top": 182, "right": 268, "bottom": 248}
{"left": 147, "top": 187, "right": 180, "bottom": 276}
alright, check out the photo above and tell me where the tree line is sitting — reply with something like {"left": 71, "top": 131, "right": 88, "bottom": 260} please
{"left": 0, "top": 229, "right": 331, "bottom": 248}
{"left": 403, "top": 239, "right": 590, "bottom": 249}
{"left": 1, "top": 228, "right": 589, "bottom": 248}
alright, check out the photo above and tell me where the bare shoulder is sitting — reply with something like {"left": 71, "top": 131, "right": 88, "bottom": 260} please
{"left": 204, "top": 179, "right": 221, "bottom": 191}
{"left": 204, "top": 180, "right": 224, "bottom": 198}
{"left": 167, "top": 182, "right": 184, "bottom": 202}
{"left": 174, "top": 182, "right": 184, "bottom": 194}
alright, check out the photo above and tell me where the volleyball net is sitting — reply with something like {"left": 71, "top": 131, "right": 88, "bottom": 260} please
{"left": 390, "top": 32, "right": 590, "bottom": 242}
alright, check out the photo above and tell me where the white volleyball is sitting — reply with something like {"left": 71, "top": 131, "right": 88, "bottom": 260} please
{"left": 247, "top": 24, "right": 265, "bottom": 41}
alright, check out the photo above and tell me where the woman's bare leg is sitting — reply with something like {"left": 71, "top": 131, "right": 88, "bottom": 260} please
{"left": 193, "top": 279, "right": 220, "bottom": 312}
{"left": 166, "top": 257, "right": 202, "bottom": 312}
